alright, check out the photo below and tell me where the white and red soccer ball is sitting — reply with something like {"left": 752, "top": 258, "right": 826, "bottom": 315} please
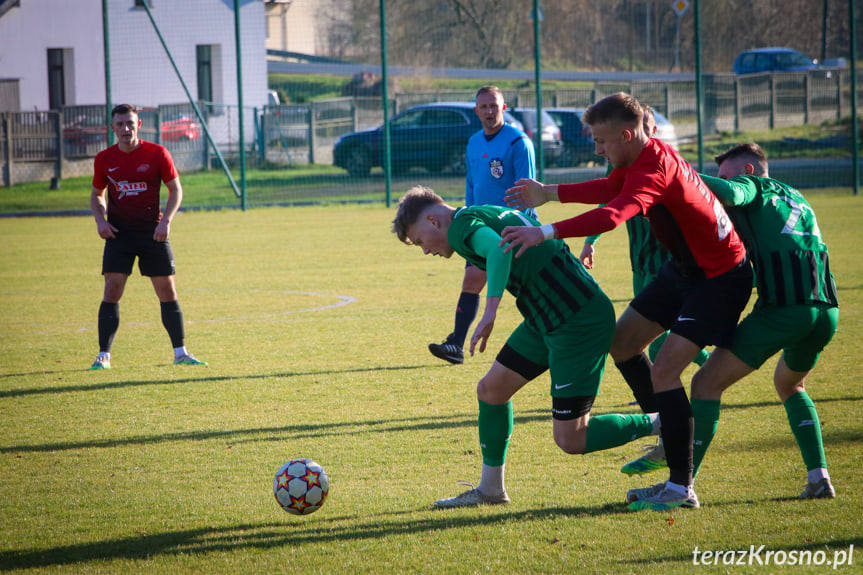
{"left": 273, "top": 458, "right": 329, "bottom": 515}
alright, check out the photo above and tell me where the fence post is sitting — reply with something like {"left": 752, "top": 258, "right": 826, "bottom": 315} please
{"left": 2, "top": 114, "right": 11, "bottom": 187}
{"left": 769, "top": 74, "right": 776, "bottom": 130}
{"left": 51, "top": 111, "right": 62, "bottom": 190}
{"left": 734, "top": 77, "right": 742, "bottom": 131}
{"left": 308, "top": 102, "right": 317, "bottom": 165}
{"left": 837, "top": 70, "right": 843, "bottom": 120}
{"left": 804, "top": 74, "right": 811, "bottom": 125}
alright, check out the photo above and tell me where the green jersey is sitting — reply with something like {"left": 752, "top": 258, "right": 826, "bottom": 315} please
{"left": 701, "top": 174, "right": 838, "bottom": 308}
{"left": 448, "top": 205, "right": 603, "bottom": 333}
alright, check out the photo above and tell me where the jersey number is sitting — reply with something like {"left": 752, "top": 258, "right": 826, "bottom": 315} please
{"left": 772, "top": 196, "right": 822, "bottom": 240}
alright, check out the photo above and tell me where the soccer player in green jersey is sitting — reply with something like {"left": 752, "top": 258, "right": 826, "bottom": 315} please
{"left": 624, "top": 143, "right": 839, "bottom": 501}
{"left": 393, "top": 186, "right": 661, "bottom": 508}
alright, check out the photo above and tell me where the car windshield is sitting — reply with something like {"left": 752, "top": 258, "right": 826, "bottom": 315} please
{"left": 516, "top": 110, "right": 557, "bottom": 131}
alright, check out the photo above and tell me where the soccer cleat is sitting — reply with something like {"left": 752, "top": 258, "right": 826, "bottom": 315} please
{"left": 627, "top": 482, "right": 700, "bottom": 511}
{"left": 621, "top": 442, "right": 668, "bottom": 475}
{"left": 431, "top": 485, "right": 510, "bottom": 508}
{"left": 428, "top": 337, "right": 464, "bottom": 365}
{"left": 89, "top": 355, "right": 111, "bottom": 370}
{"left": 174, "top": 353, "right": 207, "bottom": 366}
{"left": 800, "top": 478, "right": 835, "bottom": 499}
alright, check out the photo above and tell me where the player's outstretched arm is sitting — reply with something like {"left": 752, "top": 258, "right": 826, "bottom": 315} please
{"left": 504, "top": 178, "right": 558, "bottom": 210}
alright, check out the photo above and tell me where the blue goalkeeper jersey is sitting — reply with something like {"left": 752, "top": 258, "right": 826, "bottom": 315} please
{"left": 465, "top": 123, "right": 535, "bottom": 209}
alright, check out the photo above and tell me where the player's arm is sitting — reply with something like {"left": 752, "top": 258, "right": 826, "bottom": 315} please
{"left": 464, "top": 226, "right": 513, "bottom": 356}
{"left": 499, "top": 197, "right": 641, "bottom": 258}
{"left": 512, "top": 135, "right": 537, "bottom": 181}
{"left": 700, "top": 174, "right": 756, "bottom": 207}
{"left": 155, "top": 177, "right": 183, "bottom": 242}
{"left": 90, "top": 185, "right": 117, "bottom": 239}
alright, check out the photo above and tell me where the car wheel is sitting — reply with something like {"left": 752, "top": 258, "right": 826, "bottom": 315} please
{"left": 443, "top": 146, "right": 466, "bottom": 175}
{"left": 345, "top": 146, "right": 372, "bottom": 177}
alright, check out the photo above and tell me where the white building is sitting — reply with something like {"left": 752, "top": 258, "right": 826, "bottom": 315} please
{"left": 0, "top": 0, "right": 268, "bottom": 112}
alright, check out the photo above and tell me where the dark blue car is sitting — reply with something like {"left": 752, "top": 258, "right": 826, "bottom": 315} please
{"left": 545, "top": 107, "right": 604, "bottom": 167}
{"left": 333, "top": 102, "right": 523, "bottom": 177}
{"left": 732, "top": 48, "right": 820, "bottom": 75}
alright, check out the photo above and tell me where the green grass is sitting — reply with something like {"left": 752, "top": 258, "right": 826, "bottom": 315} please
{"left": 1, "top": 197, "right": 861, "bottom": 573}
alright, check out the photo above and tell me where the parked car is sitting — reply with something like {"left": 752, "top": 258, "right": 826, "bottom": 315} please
{"left": 160, "top": 114, "right": 201, "bottom": 142}
{"left": 507, "top": 108, "right": 563, "bottom": 166}
{"left": 545, "top": 107, "right": 600, "bottom": 167}
{"left": 332, "top": 102, "right": 524, "bottom": 177}
{"left": 63, "top": 115, "right": 107, "bottom": 156}
{"left": 732, "top": 47, "right": 820, "bottom": 75}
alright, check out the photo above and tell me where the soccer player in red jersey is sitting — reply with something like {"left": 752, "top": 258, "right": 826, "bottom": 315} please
{"left": 88, "top": 104, "right": 206, "bottom": 370}
{"left": 500, "top": 93, "right": 752, "bottom": 510}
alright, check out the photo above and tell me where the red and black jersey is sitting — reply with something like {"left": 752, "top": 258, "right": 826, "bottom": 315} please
{"left": 93, "top": 141, "right": 178, "bottom": 233}
{"left": 553, "top": 139, "right": 746, "bottom": 279}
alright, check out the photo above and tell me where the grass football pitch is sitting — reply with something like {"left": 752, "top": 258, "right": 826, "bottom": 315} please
{"left": 0, "top": 197, "right": 861, "bottom": 574}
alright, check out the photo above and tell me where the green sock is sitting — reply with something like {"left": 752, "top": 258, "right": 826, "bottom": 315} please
{"left": 693, "top": 348, "right": 710, "bottom": 366}
{"left": 478, "top": 400, "right": 513, "bottom": 467}
{"left": 691, "top": 398, "right": 721, "bottom": 477}
{"left": 784, "top": 391, "right": 827, "bottom": 471}
{"left": 583, "top": 413, "right": 654, "bottom": 454}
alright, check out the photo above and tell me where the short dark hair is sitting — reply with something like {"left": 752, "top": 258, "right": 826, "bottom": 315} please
{"left": 475, "top": 85, "right": 504, "bottom": 102}
{"left": 111, "top": 104, "right": 139, "bottom": 119}
{"left": 582, "top": 92, "right": 643, "bottom": 127}
{"left": 392, "top": 186, "right": 444, "bottom": 243}
{"left": 714, "top": 143, "right": 768, "bottom": 174}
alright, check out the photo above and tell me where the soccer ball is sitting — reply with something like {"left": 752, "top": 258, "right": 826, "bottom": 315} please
{"left": 273, "top": 458, "right": 329, "bottom": 515}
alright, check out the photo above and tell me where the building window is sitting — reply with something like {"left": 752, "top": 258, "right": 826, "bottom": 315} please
{"left": 47, "top": 49, "right": 66, "bottom": 110}
{"left": 196, "top": 45, "right": 213, "bottom": 104}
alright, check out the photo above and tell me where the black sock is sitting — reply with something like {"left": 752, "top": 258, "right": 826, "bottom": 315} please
{"left": 160, "top": 300, "right": 185, "bottom": 349}
{"left": 97, "top": 301, "right": 119, "bottom": 353}
{"left": 615, "top": 353, "right": 658, "bottom": 413}
{"left": 655, "top": 387, "right": 694, "bottom": 487}
{"left": 451, "top": 292, "right": 480, "bottom": 347}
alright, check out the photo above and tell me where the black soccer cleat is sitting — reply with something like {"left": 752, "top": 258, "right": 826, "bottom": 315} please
{"left": 428, "top": 338, "right": 464, "bottom": 364}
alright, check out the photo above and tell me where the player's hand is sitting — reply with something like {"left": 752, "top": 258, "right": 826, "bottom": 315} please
{"left": 469, "top": 315, "right": 495, "bottom": 356}
{"left": 499, "top": 225, "right": 544, "bottom": 258}
{"left": 96, "top": 220, "right": 118, "bottom": 239}
{"left": 504, "top": 178, "right": 548, "bottom": 210}
{"left": 580, "top": 242, "right": 596, "bottom": 269}
{"left": 153, "top": 220, "right": 170, "bottom": 242}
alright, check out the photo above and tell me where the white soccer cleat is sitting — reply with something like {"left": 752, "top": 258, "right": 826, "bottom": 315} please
{"left": 432, "top": 484, "right": 510, "bottom": 508}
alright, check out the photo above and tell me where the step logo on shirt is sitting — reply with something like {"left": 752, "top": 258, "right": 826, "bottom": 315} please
{"left": 489, "top": 158, "right": 504, "bottom": 179}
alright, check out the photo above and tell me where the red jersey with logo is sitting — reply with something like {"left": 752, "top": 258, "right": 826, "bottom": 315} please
{"left": 93, "top": 141, "right": 178, "bottom": 233}
{"left": 553, "top": 139, "right": 746, "bottom": 278}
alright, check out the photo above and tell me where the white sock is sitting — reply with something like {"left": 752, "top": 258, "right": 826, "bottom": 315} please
{"left": 807, "top": 468, "right": 829, "bottom": 483}
{"left": 649, "top": 413, "right": 661, "bottom": 435}
{"left": 665, "top": 481, "right": 689, "bottom": 495}
{"left": 98, "top": 352, "right": 111, "bottom": 359}
{"left": 478, "top": 464, "right": 505, "bottom": 496}
{"left": 174, "top": 346, "right": 188, "bottom": 358}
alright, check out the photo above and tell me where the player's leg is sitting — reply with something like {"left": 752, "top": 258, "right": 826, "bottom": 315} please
{"left": 612, "top": 262, "right": 683, "bottom": 413}
{"left": 143, "top": 239, "right": 206, "bottom": 366}
{"left": 432, "top": 356, "right": 535, "bottom": 508}
{"left": 91, "top": 237, "right": 134, "bottom": 370}
{"left": 549, "top": 293, "right": 657, "bottom": 455}
{"left": 429, "top": 264, "right": 485, "bottom": 364}
{"left": 777, "top": 303, "right": 839, "bottom": 499}
{"left": 628, "top": 260, "right": 751, "bottom": 510}
{"left": 689, "top": 348, "right": 754, "bottom": 475}
{"left": 610, "top": 307, "right": 666, "bottom": 413}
